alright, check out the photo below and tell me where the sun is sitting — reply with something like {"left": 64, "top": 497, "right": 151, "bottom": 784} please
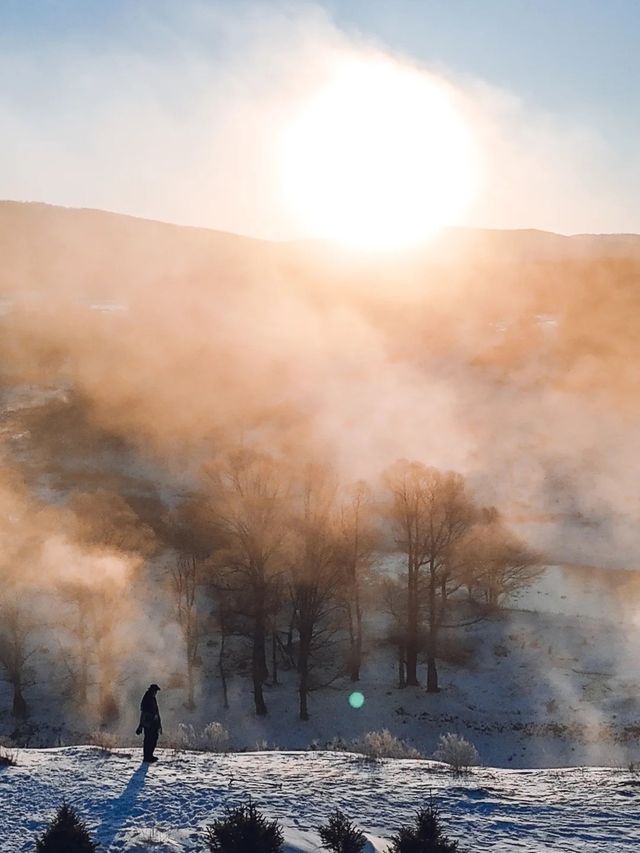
{"left": 279, "top": 56, "right": 479, "bottom": 250}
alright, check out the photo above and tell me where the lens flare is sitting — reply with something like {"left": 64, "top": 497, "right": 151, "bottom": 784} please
{"left": 280, "top": 55, "right": 479, "bottom": 250}
{"left": 348, "top": 691, "right": 365, "bottom": 709}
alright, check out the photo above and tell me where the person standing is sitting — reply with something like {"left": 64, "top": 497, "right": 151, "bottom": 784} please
{"left": 136, "top": 683, "right": 162, "bottom": 763}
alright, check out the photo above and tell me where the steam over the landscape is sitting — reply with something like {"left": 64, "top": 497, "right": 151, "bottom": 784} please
{"left": 1, "top": 3, "right": 640, "bottom": 772}
{"left": 1, "top": 200, "right": 640, "bottom": 754}
{"left": 2, "top": 203, "right": 640, "bottom": 555}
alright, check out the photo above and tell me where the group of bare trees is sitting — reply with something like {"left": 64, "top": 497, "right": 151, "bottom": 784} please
{"left": 0, "top": 599, "right": 36, "bottom": 718}
{"left": 0, "top": 450, "right": 540, "bottom": 726}
{"left": 160, "top": 451, "right": 539, "bottom": 721}
{"left": 167, "top": 452, "right": 378, "bottom": 721}
{"left": 382, "top": 462, "right": 539, "bottom": 694}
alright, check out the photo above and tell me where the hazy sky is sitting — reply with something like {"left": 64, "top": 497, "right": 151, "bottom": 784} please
{"left": 1, "top": 0, "right": 638, "bottom": 237}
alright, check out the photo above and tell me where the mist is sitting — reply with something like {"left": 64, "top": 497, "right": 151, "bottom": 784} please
{"left": 0, "top": 2, "right": 639, "bottom": 766}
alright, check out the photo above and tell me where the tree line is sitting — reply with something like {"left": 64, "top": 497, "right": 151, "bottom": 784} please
{"left": 0, "top": 449, "right": 540, "bottom": 728}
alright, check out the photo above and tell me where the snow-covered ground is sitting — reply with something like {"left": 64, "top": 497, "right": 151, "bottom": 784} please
{"left": 2, "top": 747, "right": 639, "bottom": 852}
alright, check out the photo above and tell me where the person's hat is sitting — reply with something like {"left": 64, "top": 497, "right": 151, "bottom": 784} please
{"left": 149, "top": 683, "right": 161, "bottom": 691}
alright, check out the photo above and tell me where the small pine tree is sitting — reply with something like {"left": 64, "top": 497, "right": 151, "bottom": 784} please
{"left": 390, "top": 803, "right": 459, "bottom": 853}
{"left": 206, "top": 801, "right": 284, "bottom": 853}
{"left": 319, "top": 809, "right": 367, "bottom": 853}
{"left": 36, "top": 803, "right": 97, "bottom": 853}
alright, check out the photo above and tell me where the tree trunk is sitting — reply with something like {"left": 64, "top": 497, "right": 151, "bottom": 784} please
{"left": 426, "top": 569, "right": 439, "bottom": 693}
{"left": 405, "top": 566, "right": 419, "bottom": 686}
{"left": 271, "top": 630, "right": 279, "bottom": 686}
{"left": 286, "top": 607, "right": 296, "bottom": 658}
{"left": 252, "top": 618, "right": 268, "bottom": 716}
{"left": 298, "top": 631, "right": 312, "bottom": 721}
{"left": 397, "top": 643, "right": 406, "bottom": 689}
{"left": 405, "top": 637, "right": 419, "bottom": 685}
{"left": 99, "top": 688, "right": 120, "bottom": 725}
{"left": 185, "top": 659, "right": 195, "bottom": 710}
{"left": 349, "top": 586, "right": 363, "bottom": 682}
{"left": 487, "top": 576, "right": 499, "bottom": 609}
{"left": 299, "top": 672, "right": 309, "bottom": 721}
{"left": 76, "top": 614, "right": 90, "bottom": 703}
{"left": 98, "top": 650, "right": 120, "bottom": 724}
{"left": 426, "top": 649, "right": 439, "bottom": 693}
{"left": 12, "top": 677, "right": 27, "bottom": 719}
{"left": 78, "top": 648, "right": 89, "bottom": 703}
{"left": 218, "top": 630, "right": 229, "bottom": 710}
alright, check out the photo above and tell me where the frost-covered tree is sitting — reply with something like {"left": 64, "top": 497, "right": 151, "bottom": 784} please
{"left": 380, "top": 573, "right": 409, "bottom": 688}
{"left": 169, "top": 552, "right": 201, "bottom": 710}
{"left": 433, "top": 732, "right": 480, "bottom": 774}
{"left": 336, "top": 481, "right": 377, "bottom": 682}
{"left": 206, "top": 449, "right": 289, "bottom": 716}
{"left": 459, "top": 508, "right": 541, "bottom": 609}
{"left": 383, "top": 461, "right": 476, "bottom": 692}
{"left": 288, "top": 464, "right": 344, "bottom": 721}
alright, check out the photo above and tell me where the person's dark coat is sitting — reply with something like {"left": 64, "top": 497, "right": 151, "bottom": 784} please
{"left": 136, "top": 685, "right": 162, "bottom": 762}
{"left": 138, "top": 688, "right": 162, "bottom": 733}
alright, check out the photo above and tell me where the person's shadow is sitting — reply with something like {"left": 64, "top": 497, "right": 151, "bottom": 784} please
{"left": 97, "top": 762, "right": 149, "bottom": 849}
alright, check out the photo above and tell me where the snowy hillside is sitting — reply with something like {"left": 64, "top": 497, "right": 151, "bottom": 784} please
{"left": 2, "top": 747, "right": 639, "bottom": 852}
{"left": 3, "top": 597, "right": 640, "bottom": 769}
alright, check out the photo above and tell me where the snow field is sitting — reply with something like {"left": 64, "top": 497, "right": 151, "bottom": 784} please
{"left": 1, "top": 747, "right": 639, "bottom": 852}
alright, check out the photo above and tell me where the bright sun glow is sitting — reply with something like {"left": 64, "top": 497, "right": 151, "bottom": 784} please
{"left": 280, "top": 57, "right": 479, "bottom": 250}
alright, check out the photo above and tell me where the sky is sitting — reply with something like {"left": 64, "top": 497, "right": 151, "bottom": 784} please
{"left": 1, "top": 0, "right": 638, "bottom": 238}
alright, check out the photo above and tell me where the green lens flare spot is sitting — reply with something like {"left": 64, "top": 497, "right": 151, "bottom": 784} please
{"left": 348, "top": 691, "right": 365, "bottom": 709}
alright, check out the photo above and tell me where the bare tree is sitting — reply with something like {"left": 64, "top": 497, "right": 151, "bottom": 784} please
{"left": 57, "top": 579, "right": 125, "bottom": 724}
{"left": 39, "top": 489, "right": 157, "bottom": 717}
{"left": 87, "top": 582, "right": 125, "bottom": 725}
{"left": 212, "top": 586, "right": 232, "bottom": 710}
{"left": 170, "top": 553, "right": 201, "bottom": 709}
{"left": 205, "top": 448, "right": 289, "bottom": 717}
{"left": 337, "top": 481, "right": 376, "bottom": 682}
{"left": 58, "top": 582, "right": 93, "bottom": 703}
{"left": 67, "top": 489, "right": 157, "bottom": 558}
{"left": 460, "top": 508, "right": 542, "bottom": 609}
{"left": 289, "top": 465, "right": 344, "bottom": 721}
{"left": 380, "top": 574, "right": 408, "bottom": 688}
{"left": 0, "top": 598, "right": 38, "bottom": 718}
{"left": 383, "top": 461, "right": 476, "bottom": 692}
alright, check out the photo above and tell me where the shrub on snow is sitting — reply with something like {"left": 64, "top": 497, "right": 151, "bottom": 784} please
{"left": 314, "top": 737, "right": 350, "bottom": 752}
{"left": 171, "top": 721, "right": 230, "bottom": 752}
{"left": 355, "top": 729, "right": 421, "bottom": 760}
{"left": 202, "top": 722, "right": 230, "bottom": 752}
{"left": 318, "top": 809, "right": 366, "bottom": 853}
{"left": 88, "top": 730, "right": 120, "bottom": 753}
{"left": 128, "top": 826, "right": 178, "bottom": 849}
{"left": 36, "top": 803, "right": 97, "bottom": 853}
{"left": 0, "top": 743, "right": 17, "bottom": 767}
{"left": 433, "top": 733, "right": 479, "bottom": 774}
{"left": 205, "top": 802, "right": 284, "bottom": 853}
{"left": 390, "top": 803, "right": 459, "bottom": 853}
{"left": 170, "top": 723, "right": 197, "bottom": 750}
